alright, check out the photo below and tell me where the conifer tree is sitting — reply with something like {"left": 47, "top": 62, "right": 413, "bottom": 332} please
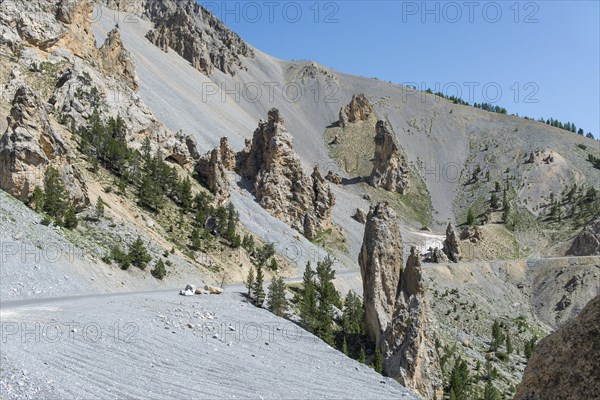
{"left": 466, "top": 208, "right": 475, "bottom": 226}
{"left": 372, "top": 348, "right": 383, "bottom": 374}
{"left": 342, "top": 335, "right": 348, "bottom": 356}
{"left": 314, "top": 256, "right": 340, "bottom": 345}
{"left": 245, "top": 267, "right": 255, "bottom": 298}
{"left": 506, "top": 329, "right": 513, "bottom": 354}
{"left": 29, "top": 186, "right": 44, "bottom": 212}
{"left": 179, "top": 176, "right": 193, "bottom": 210}
{"left": 490, "top": 192, "right": 499, "bottom": 209}
{"left": 128, "top": 236, "right": 151, "bottom": 270}
{"left": 95, "top": 197, "right": 105, "bottom": 220}
{"left": 300, "top": 261, "right": 317, "bottom": 331}
{"left": 448, "top": 357, "right": 471, "bottom": 400}
{"left": 151, "top": 259, "right": 166, "bottom": 280}
{"left": 63, "top": 206, "right": 78, "bottom": 229}
{"left": 267, "top": 276, "right": 287, "bottom": 317}
{"left": 358, "top": 346, "right": 366, "bottom": 364}
{"left": 43, "top": 166, "right": 68, "bottom": 219}
{"left": 252, "top": 262, "right": 265, "bottom": 307}
{"left": 483, "top": 381, "right": 499, "bottom": 400}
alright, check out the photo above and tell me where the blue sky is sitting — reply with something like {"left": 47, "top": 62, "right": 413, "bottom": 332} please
{"left": 200, "top": 1, "right": 600, "bottom": 137}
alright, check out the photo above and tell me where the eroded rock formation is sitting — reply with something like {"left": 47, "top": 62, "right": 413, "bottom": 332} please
{"left": 236, "top": 108, "right": 335, "bottom": 239}
{"left": 325, "top": 170, "right": 342, "bottom": 185}
{"left": 98, "top": 28, "right": 139, "bottom": 91}
{"left": 0, "top": 86, "right": 88, "bottom": 209}
{"left": 144, "top": 0, "right": 254, "bottom": 76}
{"left": 195, "top": 147, "right": 229, "bottom": 203}
{"left": 339, "top": 94, "right": 375, "bottom": 127}
{"left": 359, "top": 203, "right": 442, "bottom": 399}
{"left": 353, "top": 207, "right": 367, "bottom": 224}
{"left": 382, "top": 248, "right": 443, "bottom": 399}
{"left": 443, "top": 223, "right": 460, "bottom": 262}
{"left": 368, "top": 120, "right": 409, "bottom": 194}
{"left": 514, "top": 295, "right": 600, "bottom": 400}
{"left": 359, "top": 202, "right": 403, "bottom": 348}
{"left": 219, "top": 137, "right": 236, "bottom": 171}
{"left": 567, "top": 218, "right": 600, "bottom": 256}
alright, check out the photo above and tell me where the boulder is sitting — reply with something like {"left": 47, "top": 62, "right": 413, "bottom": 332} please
{"left": 325, "top": 170, "right": 342, "bottom": 184}
{"left": 352, "top": 208, "right": 368, "bottom": 224}
{"left": 442, "top": 223, "right": 460, "bottom": 262}
{"left": 204, "top": 285, "right": 224, "bottom": 295}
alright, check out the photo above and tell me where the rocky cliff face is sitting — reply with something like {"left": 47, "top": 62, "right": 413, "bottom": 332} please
{"left": 0, "top": 86, "right": 88, "bottom": 209}
{"left": 359, "top": 202, "right": 403, "bottom": 348}
{"left": 339, "top": 93, "right": 375, "bottom": 127}
{"left": 359, "top": 203, "right": 442, "bottom": 399}
{"left": 236, "top": 109, "right": 335, "bottom": 240}
{"left": 566, "top": 218, "right": 600, "bottom": 256}
{"left": 382, "top": 248, "right": 443, "bottom": 400}
{"left": 144, "top": 0, "right": 254, "bottom": 76}
{"left": 443, "top": 223, "right": 460, "bottom": 262}
{"left": 195, "top": 147, "right": 229, "bottom": 203}
{"left": 368, "top": 120, "right": 409, "bottom": 194}
{"left": 219, "top": 137, "right": 236, "bottom": 171}
{"left": 514, "top": 295, "right": 600, "bottom": 400}
{"left": 98, "top": 28, "right": 139, "bottom": 91}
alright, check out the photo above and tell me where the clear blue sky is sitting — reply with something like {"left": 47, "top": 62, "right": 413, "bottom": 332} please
{"left": 200, "top": 1, "right": 600, "bottom": 138}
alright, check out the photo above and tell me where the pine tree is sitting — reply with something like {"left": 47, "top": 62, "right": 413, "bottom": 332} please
{"left": 63, "top": 206, "right": 78, "bottom": 229}
{"left": 190, "top": 228, "right": 202, "bottom": 250}
{"left": 495, "top": 181, "right": 501, "bottom": 192}
{"left": 372, "top": 348, "right": 383, "bottom": 373}
{"left": 448, "top": 357, "right": 470, "bottom": 400}
{"left": 151, "top": 259, "right": 166, "bottom": 280}
{"left": 314, "top": 256, "right": 341, "bottom": 345}
{"left": 466, "top": 208, "right": 475, "bottom": 226}
{"left": 179, "top": 176, "right": 193, "bottom": 210}
{"left": 342, "top": 290, "right": 363, "bottom": 335}
{"left": 128, "top": 236, "right": 151, "bottom": 270}
{"left": 267, "top": 276, "right": 287, "bottom": 317}
{"left": 490, "top": 320, "right": 503, "bottom": 351}
{"left": 483, "top": 381, "right": 499, "bottom": 400}
{"left": 358, "top": 346, "right": 366, "bottom": 364}
{"left": 506, "top": 329, "right": 513, "bottom": 354}
{"left": 245, "top": 267, "right": 255, "bottom": 298}
{"left": 300, "top": 261, "right": 317, "bottom": 331}
{"left": 29, "top": 186, "right": 44, "bottom": 212}
{"left": 43, "top": 166, "right": 68, "bottom": 219}
{"left": 490, "top": 192, "right": 499, "bottom": 209}
{"left": 95, "top": 197, "right": 105, "bottom": 220}
{"left": 252, "top": 262, "right": 265, "bottom": 307}
{"left": 342, "top": 335, "right": 348, "bottom": 356}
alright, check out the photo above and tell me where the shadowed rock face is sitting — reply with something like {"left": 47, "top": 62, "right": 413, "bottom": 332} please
{"left": 566, "top": 218, "right": 600, "bottom": 256}
{"left": 359, "top": 203, "right": 442, "bottom": 399}
{"left": 382, "top": 248, "right": 443, "bottom": 400}
{"left": 236, "top": 109, "right": 335, "bottom": 239}
{"left": 359, "top": 202, "right": 403, "bottom": 348}
{"left": 0, "top": 86, "right": 88, "bottom": 209}
{"left": 368, "top": 120, "right": 409, "bottom": 194}
{"left": 514, "top": 295, "right": 600, "bottom": 400}
{"left": 195, "top": 147, "right": 229, "bottom": 203}
{"left": 144, "top": 0, "right": 254, "bottom": 76}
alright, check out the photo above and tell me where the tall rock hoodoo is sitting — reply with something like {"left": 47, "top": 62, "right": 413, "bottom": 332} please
{"left": 368, "top": 120, "right": 409, "bottom": 194}
{"left": 360, "top": 202, "right": 443, "bottom": 399}
{"left": 235, "top": 108, "right": 335, "bottom": 240}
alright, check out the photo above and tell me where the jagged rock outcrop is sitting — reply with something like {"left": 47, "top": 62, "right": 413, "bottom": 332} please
{"left": 514, "top": 295, "right": 600, "bottom": 400}
{"left": 368, "top": 120, "right": 409, "bottom": 194}
{"left": 144, "top": 0, "right": 254, "bottom": 76}
{"left": 219, "top": 137, "right": 236, "bottom": 171}
{"left": 0, "top": 86, "right": 88, "bottom": 209}
{"left": 430, "top": 247, "right": 449, "bottom": 263}
{"left": 359, "top": 202, "right": 403, "bottom": 348}
{"left": 382, "top": 248, "right": 443, "bottom": 399}
{"left": 236, "top": 108, "right": 335, "bottom": 240}
{"left": 460, "top": 225, "right": 483, "bottom": 243}
{"left": 566, "top": 218, "right": 600, "bottom": 256}
{"left": 195, "top": 148, "right": 229, "bottom": 203}
{"left": 98, "top": 28, "right": 139, "bottom": 91}
{"left": 353, "top": 208, "right": 367, "bottom": 224}
{"left": 54, "top": 0, "right": 97, "bottom": 58}
{"left": 443, "top": 223, "right": 460, "bottom": 262}
{"left": 325, "top": 170, "right": 342, "bottom": 185}
{"left": 338, "top": 94, "right": 375, "bottom": 127}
